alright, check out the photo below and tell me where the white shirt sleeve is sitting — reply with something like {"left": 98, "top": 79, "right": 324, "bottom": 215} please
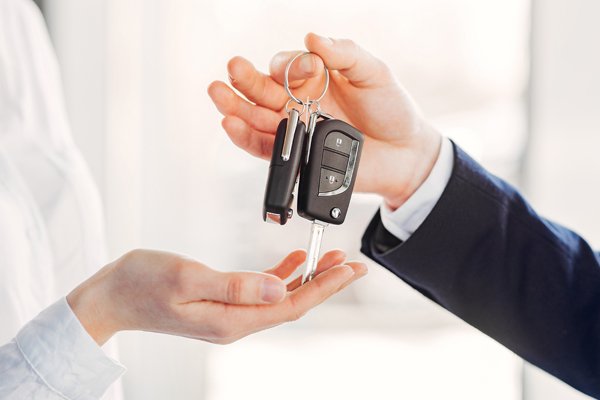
{"left": 380, "top": 137, "right": 454, "bottom": 241}
{"left": 0, "top": 298, "right": 125, "bottom": 400}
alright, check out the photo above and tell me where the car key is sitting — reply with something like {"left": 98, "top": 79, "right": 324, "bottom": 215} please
{"left": 262, "top": 51, "right": 363, "bottom": 284}
{"left": 263, "top": 105, "right": 306, "bottom": 225}
{"left": 298, "top": 113, "right": 364, "bottom": 283}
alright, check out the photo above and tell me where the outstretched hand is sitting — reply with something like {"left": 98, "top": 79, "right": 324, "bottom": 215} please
{"left": 68, "top": 248, "right": 366, "bottom": 345}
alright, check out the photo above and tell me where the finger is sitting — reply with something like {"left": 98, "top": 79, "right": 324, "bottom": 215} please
{"left": 204, "top": 264, "right": 355, "bottom": 338}
{"left": 263, "top": 249, "right": 307, "bottom": 280}
{"left": 269, "top": 51, "right": 324, "bottom": 87}
{"left": 203, "top": 269, "right": 288, "bottom": 305}
{"left": 286, "top": 249, "right": 347, "bottom": 291}
{"left": 227, "top": 56, "right": 288, "bottom": 110}
{"left": 332, "top": 261, "right": 368, "bottom": 292}
{"left": 277, "top": 264, "right": 355, "bottom": 322}
{"left": 304, "top": 33, "right": 391, "bottom": 87}
{"left": 208, "top": 81, "right": 281, "bottom": 132}
{"left": 221, "top": 116, "right": 275, "bottom": 160}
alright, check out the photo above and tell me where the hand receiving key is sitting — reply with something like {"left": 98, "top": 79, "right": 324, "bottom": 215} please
{"left": 68, "top": 248, "right": 366, "bottom": 346}
{"left": 208, "top": 32, "right": 443, "bottom": 212}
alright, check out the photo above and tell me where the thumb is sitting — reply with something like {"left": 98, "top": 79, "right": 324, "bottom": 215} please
{"left": 304, "top": 32, "right": 392, "bottom": 87}
{"left": 206, "top": 270, "right": 287, "bottom": 305}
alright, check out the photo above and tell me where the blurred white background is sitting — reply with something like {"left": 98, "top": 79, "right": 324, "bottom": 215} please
{"left": 35, "top": 0, "right": 600, "bottom": 399}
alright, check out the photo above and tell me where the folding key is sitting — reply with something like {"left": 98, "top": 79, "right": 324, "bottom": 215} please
{"left": 262, "top": 51, "right": 363, "bottom": 284}
{"left": 263, "top": 108, "right": 306, "bottom": 225}
{"left": 297, "top": 117, "right": 364, "bottom": 282}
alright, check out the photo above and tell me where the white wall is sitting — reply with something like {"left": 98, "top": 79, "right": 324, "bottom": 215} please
{"left": 43, "top": 0, "right": 106, "bottom": 195}
{"left": 526, "top": 0, "right": 600, "bottom": 245}
{"left": 44, "top": 0, "right": 144, "bottom": 257}
{"left": 523, "top": 0, "right": 600, "bottom": 399}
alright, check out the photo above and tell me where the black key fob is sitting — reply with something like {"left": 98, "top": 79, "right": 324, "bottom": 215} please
{"left": 297, "top": 119, "right": 363, "bottom": 225}
{"left": 263, "top": 110, "right": 307, "bottom": 225}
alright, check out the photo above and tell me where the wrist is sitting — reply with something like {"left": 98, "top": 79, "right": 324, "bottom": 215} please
{"left": 382, "top": 123, "right": 442, "bottom": 211}
{"left": 67, "top": 264, "right": 120, "bottom": 346}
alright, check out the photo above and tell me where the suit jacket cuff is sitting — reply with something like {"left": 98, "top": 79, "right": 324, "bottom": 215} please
{"left": 380, "top": 137, "right": 454, "bottom": 241}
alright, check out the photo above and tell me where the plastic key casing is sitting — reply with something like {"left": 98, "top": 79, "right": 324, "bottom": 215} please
{"left": 297, "top": 119, "right": 363, "bottom": 225}
{"left": 263, "top": 117, "right": 307, "bottom": 225}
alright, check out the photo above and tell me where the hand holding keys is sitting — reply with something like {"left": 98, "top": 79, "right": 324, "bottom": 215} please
{"left": 263, "top": 52, "right": 364, "bottom": 284}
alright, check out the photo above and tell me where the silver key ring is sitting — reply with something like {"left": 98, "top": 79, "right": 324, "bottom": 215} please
{"left": 284, "top": 98, "right": 307, "bottom": 115}
{"left": 284, "top": 52, "right": 329, "bottom": 105}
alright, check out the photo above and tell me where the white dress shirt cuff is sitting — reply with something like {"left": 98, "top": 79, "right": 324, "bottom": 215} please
{"left": 380, "top": 137, "right": 454, "bottom": 241}
{"left": 15, "top": 297, "right": 125, "bottom": 399}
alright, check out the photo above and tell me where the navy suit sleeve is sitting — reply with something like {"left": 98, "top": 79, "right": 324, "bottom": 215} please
{"left": 361, "top": 143, "right": 600, "bottom": 398}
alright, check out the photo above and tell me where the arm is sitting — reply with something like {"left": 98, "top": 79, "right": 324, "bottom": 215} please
{"left": 361, "top": 143, "right": 600, "bottom": 398}
{"left": 0, "top": 298, "right": 124, "bottom": 400}
{"left": 0, "top": 249, "right": 366, "bottom": 399}
{"left": 208, "top": 33, "right": 599, "bottom": 397}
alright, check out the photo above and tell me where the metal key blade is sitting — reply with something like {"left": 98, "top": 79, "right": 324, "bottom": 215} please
{"left": 301, "top": 220, "right": 328, "bottom": 284}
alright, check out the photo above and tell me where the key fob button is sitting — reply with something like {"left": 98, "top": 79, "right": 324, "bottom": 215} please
{"left": 319, "top": 168, "right": 345, "bottom": 193}
{"left": 324, "top": 131, "right": 353, "bottom": 155}
{"left": 330, "top": 207, "right": 342, "bottom": 219}
{"left": 322, "top": 149, "right": 349, "bottom": 172}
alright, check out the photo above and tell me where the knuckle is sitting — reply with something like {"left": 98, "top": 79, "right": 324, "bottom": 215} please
{"left": 168, "top": 259, "right": 191, "bottom": 295}
{"left": 340, "top": 38, "right": 358, "bottom": 52}
{"left": 226, "top": 275, "right": 243, "bottom": 304}
{"left": 232, "top": 125, "right": 252, "bottom": 149}
{"left": 116, "top": 248, "right": 147, "bottom": 271}
{"left": 273, "top": 51, "right": 291, "bottom": 66}
{"left": 310, "top": 276, "right": 327, "bottom": 292}
{"left": 286, "top": 297, "right": 307, "bottom": 322}
{"left": 215, "top": 326, "right": 233, "bottom": 340}
{"left": 212, "top": 336, "right": 236, "bottom": 345}
{"left": 171, "top": 257, "right": 188, "bottom": 277}
{"left": 256, "top": 77, "right": 269, "bottom": 103}
{"left": 290, "top": 307, "right": 307, "bottom": 322}
{"left": 343, "top": 37, "right": 356, "bottom": 47}
{"left": 376, "top": 61, "right": 393, "bottom": 80}
{"left": 211, "top": 321, "right": 236, "bottom": 341}
{"left": 248, "top": 70, "right": 262, "bottom": 94}
{"left": 230, "top": 75, "right": 246, "bottom": 90}
{"left": 259, "top": 137, "right": 272, "bottom": 158}
{"left": 122, "top": 248, "right": 143, "bottom": 261}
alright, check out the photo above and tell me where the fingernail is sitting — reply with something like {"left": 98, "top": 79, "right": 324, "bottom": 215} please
{"left": 261, "top": 279, "right": 286, "bottom": 303}
{"left": 339, "top": 265, "right": 355, "bottom": 279}
{"left": 356, "top": 264, "right": 368, "bottom": 276}
{"left": 317, "top": 35, "right": 334, "bottom": 46}
{"left": 300, "top": 56, "right": 314, "bottom": 73}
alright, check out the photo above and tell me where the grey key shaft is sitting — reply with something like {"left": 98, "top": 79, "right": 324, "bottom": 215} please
{"left": 301, "top": 220, "right": 327, "bottom": 284}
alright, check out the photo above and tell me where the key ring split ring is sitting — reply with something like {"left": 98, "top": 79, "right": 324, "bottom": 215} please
{"left": 284, "top": 98, "right": 307, "bottom": 115}
{"left": 284, "top": 52, "right": 329, "bottom": 106}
